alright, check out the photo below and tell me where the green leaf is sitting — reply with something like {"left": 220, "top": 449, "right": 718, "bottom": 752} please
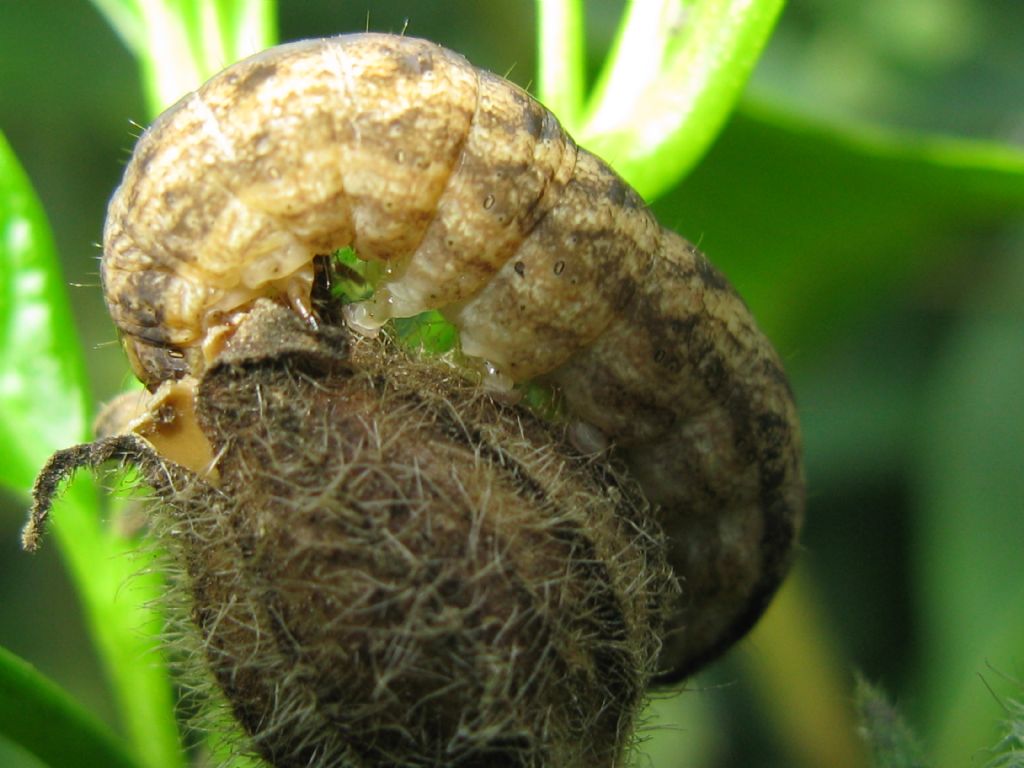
{"left": 0, "top": 645, "right": 141, "bottom": 768}
{"left": 42, "top": 5, "right": 279, "bottom": 764}
{"left": 0, "top": 132, "right": 184, "bottom": 768}
{"left": 216, "top": 0, "right": 277, "bottom": 66}
{"left": 0, "top": 132, "right": 90, "bottom": 493}
{"left": 651, "top": 101, "right": 1024, "bottom": 355}
{"left": 88, "top": 0, "right": 277, "bottom": 118}
{"left": 391, "top": 310, "right": 459, "bottom": 355}
{"left": 87, "top": 0, "right": 145, "bottom": 57}
{"left": 580, "top": 0, "right": 786, "bottom": 200}
{"left": 535, "top": 0, "right": 586, "bottom": 130}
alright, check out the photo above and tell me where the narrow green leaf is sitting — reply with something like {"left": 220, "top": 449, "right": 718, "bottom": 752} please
{"left": 87, "top": 0, "right": 145, "bottom": 56}
{"left": 0, "top": 133, "right": 184, "bottom": 768}
{"left": 0, "top": 132, "right": 89, "bottom": 493}
{"left": 41, "top": 7, "right": 277, "bottom": 766}
{"left": 651, "top": 101, "right": 1024, "bottom": 354}
{"left": 581, "top": 0, "right": 786, "bottom": 200}
{"left": 0, "top": 645, "right": 141, "bottom": 768}
{"left": 535, "top": 0, "right": 586, "bottom": 131}
{"left": 219, "top": 0, "right": 278, "bottom": 66}
{"left": 137, "top": 3, "right": 205, "bottom": 115}
{"left": 89, "top": 0, "right": 276, "bottom": 118}
{"left": 584, "top": 0, "right": 683, "bottom": 137}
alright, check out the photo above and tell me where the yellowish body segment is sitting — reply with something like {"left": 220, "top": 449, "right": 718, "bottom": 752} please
{"left": 102, "top": 33, "right": 804, "bottom": 680}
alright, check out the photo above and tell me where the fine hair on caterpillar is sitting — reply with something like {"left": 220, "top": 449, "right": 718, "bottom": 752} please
{"left": 26, "top": 31, "right": 805, "bottom": 768}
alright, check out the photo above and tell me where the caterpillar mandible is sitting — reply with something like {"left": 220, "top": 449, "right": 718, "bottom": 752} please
{"left": 101, "top": 33, "right": 804, "bottom": 681}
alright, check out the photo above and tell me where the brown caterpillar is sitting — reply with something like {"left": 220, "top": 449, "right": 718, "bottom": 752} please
{"left": 101, "top": 33, "right": 804, "bottom": 681}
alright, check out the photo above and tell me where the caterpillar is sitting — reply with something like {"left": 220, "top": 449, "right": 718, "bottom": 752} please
{"left": 100, "top": 32, "right": 804, "bottom": 681}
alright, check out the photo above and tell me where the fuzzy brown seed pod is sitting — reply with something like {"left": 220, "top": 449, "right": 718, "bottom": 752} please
{"left": 26, "top": 302, "right": 676, "bottom": 767}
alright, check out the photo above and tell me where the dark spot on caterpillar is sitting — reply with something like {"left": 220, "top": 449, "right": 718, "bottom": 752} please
{"left": 120, "top": 336, "right": 191, "bottom": 386}
{"left": 116, "top": 272, "right": 170, "bottom": 330}
{"left": 133, "top": 141, "right": 158, "bottom": 177}
{"left": 621, "top": 187, "right": 645, "bottom": 211}
{"left": 542, "top": 110, "right": 568, "bottom": 144}
{"left": 612, "top": 280, "right": 636, "bottom": 310}
{"left": 698, "top": 354, "right": 726, "bottom": 393}
{"left": 723, "top": 389, "right": 760, "bottom": 465}
{"left": 165, "top": 202, "right": 213, "bottom": 245}
{"left": 398, "top": 51, "right": 434, "bottom": 74}
{"left": 249, "top": 129, "right": 273, "bottom": 153}
{"left": 553, "top": 260, "right": 566, "bottom": 275}
{"left": 522, "top": 102, "right": 545, "bottom": 139}
{"left": 236, "top": 61, "right": 278, "bottom": 95}
{"left": 514, "top": 261, "right": 525, "bottom": 276}
{"left": 605, "top": 175, "right": 628, "bottom": 208}
{"left": 652, "top": 347, "right": 683, "bottom": 374}
{"left": 694, "top": 254, "right": 730, "bottom": 293}
{"left": 669, "top": 316, "right": 699, "bottom": 336}
{"left": 762, "top": 359, "right": 796, "bottom": 400}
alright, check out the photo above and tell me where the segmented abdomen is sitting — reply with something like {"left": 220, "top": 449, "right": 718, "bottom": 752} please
{"left": 102, "top": 33, "right": 804, "bottom": 680}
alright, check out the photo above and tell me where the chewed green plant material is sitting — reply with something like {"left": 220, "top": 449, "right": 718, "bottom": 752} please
{"left": 331, "top": 246, "right": 459, "bottom": 355}
{"left": 24, "top": 32, "right": 804, "bottom": 767}
{"left": 330, "top": 247, "right": 377, "bottom": 304}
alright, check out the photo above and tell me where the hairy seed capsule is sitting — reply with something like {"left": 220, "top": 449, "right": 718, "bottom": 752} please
{"left": 27, "top": 302, "right": 675, "bottom": 767}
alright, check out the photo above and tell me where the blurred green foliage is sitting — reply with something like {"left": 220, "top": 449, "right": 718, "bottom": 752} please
{"left": 1, "top": 1, "right": 1023, "bottom": 767}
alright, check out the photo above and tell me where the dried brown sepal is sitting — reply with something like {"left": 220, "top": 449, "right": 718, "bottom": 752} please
{"left": 22, "top": 433, "right": 201, "bottom": 552}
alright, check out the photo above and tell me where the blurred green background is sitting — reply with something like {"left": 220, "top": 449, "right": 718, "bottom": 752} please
{"left": 2, "top": 1, "right": 1023, "bottom": 766}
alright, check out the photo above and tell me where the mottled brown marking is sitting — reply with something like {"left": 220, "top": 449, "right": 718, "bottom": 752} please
{"left": 398, "top": 50, "right": 433, "bottom": 75}
{"left": 235, "top": 61, "right": 278, "bottom": 94}
{"left": 695, "top": 253, "right": 731, "bottom": 293}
